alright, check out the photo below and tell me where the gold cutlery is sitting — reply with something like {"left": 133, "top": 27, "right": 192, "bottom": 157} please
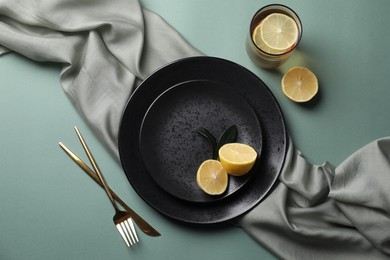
{"left": 75, "top": 127, "right": 139, "bottom": 246}
{"left": 59, "top": 127, "right": 160, "bottom": 241}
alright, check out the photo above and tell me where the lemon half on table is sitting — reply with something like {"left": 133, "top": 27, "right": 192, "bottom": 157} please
{"left": 282, "top": 67, "right": 319, "bottom": 103}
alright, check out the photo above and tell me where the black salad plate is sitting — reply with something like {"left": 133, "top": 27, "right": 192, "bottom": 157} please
{"left": 118, "top": 56, "right": 287, "bottom": 224}
{"left": 139, "top": 80, "right": 262, "bottom": 203}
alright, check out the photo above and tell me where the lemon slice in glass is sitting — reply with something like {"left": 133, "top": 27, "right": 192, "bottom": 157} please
{"left": 253, "top": 21, "right": 285, "bottom": 54}
{"left": 282, "top": 67, "right": 319, "bottom": 102}
{"left": 253, "top": 13, "right": 299, "bottom": 54}
{"left": 196, "top": 160, "right": 228, "bottom": 195}
{"left": 218, "top": 143, "right": 257, "bottom": 176}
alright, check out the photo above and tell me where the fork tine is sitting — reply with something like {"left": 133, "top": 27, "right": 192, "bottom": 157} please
{"left": 116, "top": 223, "right": 131, "bottom": 247}
{"left": 120, "top": 222, "right": 133, "bottom": 246}
{"left": 121, "top": 222, "right": 134, "bottom": 246}
{"left": 125, "top": 218, "right": 138, "bottom": 244}
{"left": 128, "top": 218, "right": 139, "bottom": 243}
{"left": 124, "top": 220, "right": 136, "bottom": 245}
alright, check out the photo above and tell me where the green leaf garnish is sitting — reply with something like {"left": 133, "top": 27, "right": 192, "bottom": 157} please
{"left": 217, "top": 125, "right": 238, "bottom": 151}
{"left": 196, "top": 127, "right": 218, "bottom": 159}
{"left": 196, "top": 125, "right": 238, "bottom": 160}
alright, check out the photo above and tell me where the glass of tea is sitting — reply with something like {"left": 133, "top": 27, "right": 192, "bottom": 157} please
{"left": 246, "top": 4, "right": 302, "bottom": 69}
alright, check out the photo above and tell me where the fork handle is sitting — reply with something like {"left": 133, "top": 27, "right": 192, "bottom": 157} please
{"left": 74, "top": 127, "right": 120, "bottom": 212}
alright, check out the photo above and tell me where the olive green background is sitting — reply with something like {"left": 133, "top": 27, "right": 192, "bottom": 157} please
{"left": 1, "top": 0, "right": 389, "bottom": 259}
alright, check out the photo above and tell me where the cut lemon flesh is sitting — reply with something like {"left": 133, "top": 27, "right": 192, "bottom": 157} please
{"left": 218, "top": 143, "right": 257, "bottom": 176}
{"left": 282, "top": 67, "right": 319, "bottom": 102}
{"left": 196, "top": 160, "right": 228, "bottom": 195}
{"left": 253, "top": 13, "right": 298, "bottom": 54}
{"left": 253, "top": 21, "right": 284, "bottom": 55}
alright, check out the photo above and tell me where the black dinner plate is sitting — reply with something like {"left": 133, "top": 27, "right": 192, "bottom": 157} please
{"left": 139, "top": 79, "right": 262, "bottom": 203}
{"left": 118, "top": 56, "right": 287, "bottom": 224}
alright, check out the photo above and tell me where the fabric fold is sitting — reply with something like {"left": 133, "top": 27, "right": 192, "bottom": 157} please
{"left": 330, "top": 138, "right": 390, "bottom": 255}
{"left": 238, "top": 136, "right": 390, "bottom": 259}
{"left": 0, "top": 0, "right": 202, "bottom": 158}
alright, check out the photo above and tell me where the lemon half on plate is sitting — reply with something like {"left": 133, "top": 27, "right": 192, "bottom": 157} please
{"left": 196, "top": 160, "right": 228, "bottom": 195}
{"left": 219, "top": 143, "right": 258, "bottom": 176}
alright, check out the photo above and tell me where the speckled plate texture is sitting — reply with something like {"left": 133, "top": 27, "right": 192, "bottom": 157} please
{"left": 139, "top": 80, "right": 262, "bottom": 203}
{"left": 118, "top": 56, "right": 287, "bottom": 224}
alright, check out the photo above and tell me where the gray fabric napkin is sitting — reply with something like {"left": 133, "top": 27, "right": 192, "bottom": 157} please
{"left": 0, "top": 0, "right": 202, "bottom": 158}
{"left": 1, "top": 1, "right": 389, "bottom": 259}
{"left": 238, "top": 136, "right": 390, "bottom": 259}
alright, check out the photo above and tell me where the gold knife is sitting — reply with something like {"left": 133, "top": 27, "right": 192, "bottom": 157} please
{"left": 59, "top": 142, "right": 161, "bottom": 237}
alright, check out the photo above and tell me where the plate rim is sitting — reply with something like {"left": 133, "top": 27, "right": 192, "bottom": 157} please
{"left": 118, "top": 56, "right": 287, "bottom": 224}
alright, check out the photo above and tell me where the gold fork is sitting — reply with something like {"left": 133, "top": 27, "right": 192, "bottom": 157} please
{"left": 74, "top": 127, "right": 139, "bottom": 247}
{"left": 59, "top": 143, "right": 160, "bottom": 237}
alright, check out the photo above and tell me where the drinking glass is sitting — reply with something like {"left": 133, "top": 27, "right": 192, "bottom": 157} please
{"left": 246, "top": 4, "right": 302, "bottom": 69}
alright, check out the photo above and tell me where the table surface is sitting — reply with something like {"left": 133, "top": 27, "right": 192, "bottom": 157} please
{"left": 1, "top": 0, "right": 389, "bottom": 259}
